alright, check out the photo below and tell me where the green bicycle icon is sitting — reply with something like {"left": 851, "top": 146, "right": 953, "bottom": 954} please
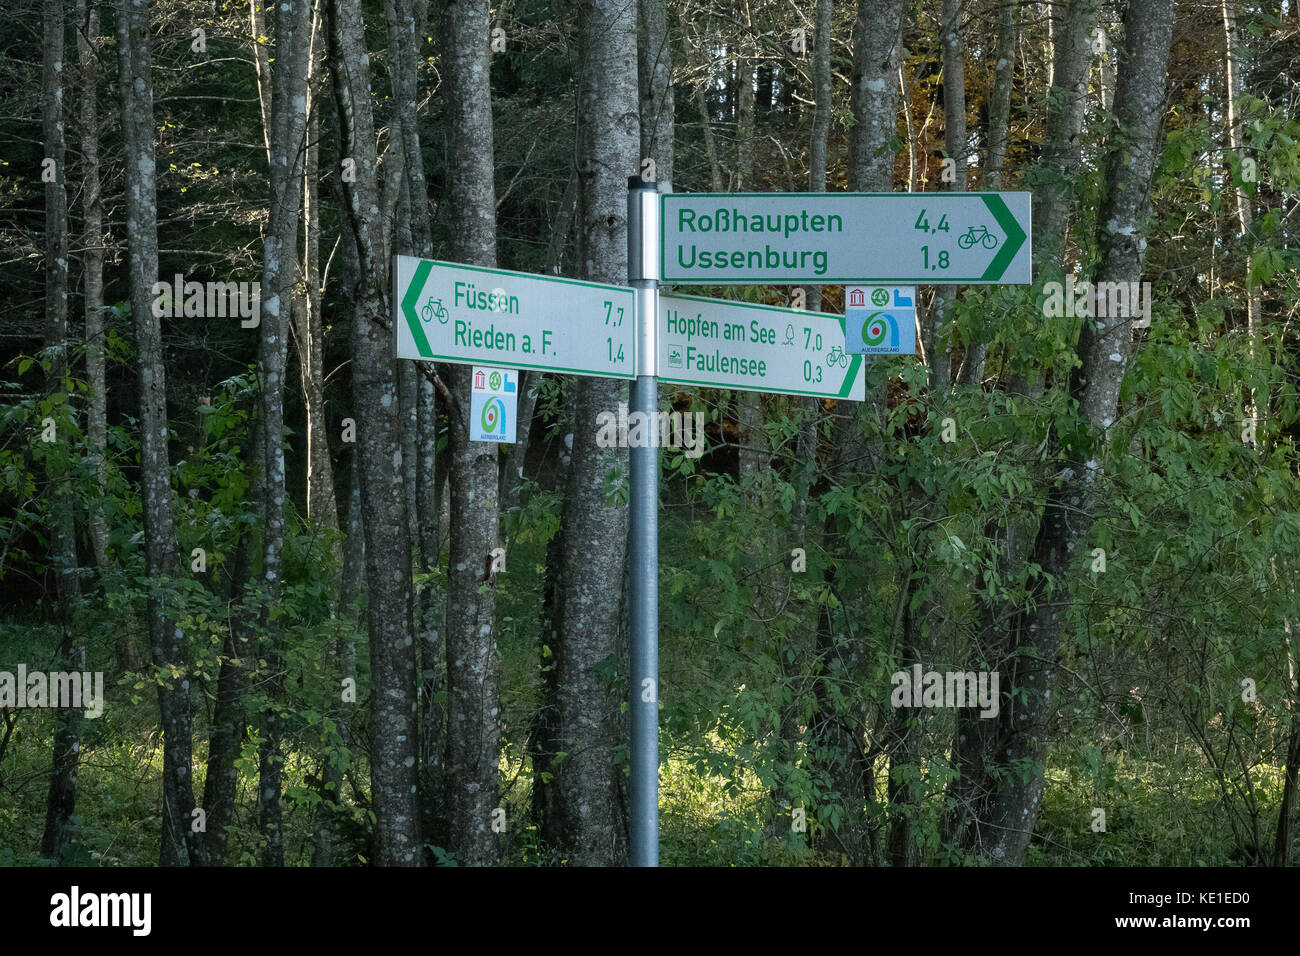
{"left": 957, "top": 225, "right": 999, "bottom": 250}
{"left": 826, "top": 347, "right": 850, "bottom": 368}
{"left": 422, "top": 297, "right": 450, "bottom": 324}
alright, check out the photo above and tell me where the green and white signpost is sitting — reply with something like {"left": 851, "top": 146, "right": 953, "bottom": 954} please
{"left": 659, "top": 293, "right": 865, "bottom": 399}
{"left": 661, "top": 192, "right": 1030, "bottom": 285}
{"left": 393, "top": 255, "right": 636, "bottom": 377}
{"left": 395, "top": 185, "right": 1030, "bottom": 867}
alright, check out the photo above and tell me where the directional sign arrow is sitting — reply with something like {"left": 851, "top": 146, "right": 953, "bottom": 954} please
{"left": 393, "top": 255, "right": 636, "bottom": 379}
{"left": 980, "top": 194, "right": 1027, "bottom": 281}
{"left": 660, "top": 192, "right": 1032, "bottom": 285}
{"left": 658, "top": 294, "right": 865, "bottom": 400}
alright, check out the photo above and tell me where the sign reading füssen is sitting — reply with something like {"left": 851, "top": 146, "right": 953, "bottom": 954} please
{"left": 660, "top": 192, "right": 1031, "bottom": 285}
{"left": 393, "top": 255, "right": 636, "bottom": 379}
{"left": 658, "top": 294, "right": 865, "bottom": 400}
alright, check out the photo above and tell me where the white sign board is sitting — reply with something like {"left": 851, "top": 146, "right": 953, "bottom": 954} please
{"left": 658, "top": 294, "right": 865, "bottom": 400}
{"left": 660, "top": 192, "right": 1031, "bottom": 285}
{"left": 393, "top": 256, "right": 636, "bottom": 379}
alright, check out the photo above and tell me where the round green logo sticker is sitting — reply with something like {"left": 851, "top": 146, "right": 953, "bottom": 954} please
{"left": 871, "top": 288, "right": 890, "bottom": 307}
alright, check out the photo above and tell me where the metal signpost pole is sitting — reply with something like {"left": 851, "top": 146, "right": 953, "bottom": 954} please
{"left": 627, "top": 177, "right": 662, "bottom": 866}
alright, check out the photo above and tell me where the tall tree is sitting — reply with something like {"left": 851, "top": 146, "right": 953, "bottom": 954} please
{"left": 76, "top": 0, "right": 111, "bottom": 576}
{"left": 1032, "top": 0, "right": 1097, "bottom": 272}
{"left": 945, "top": 0, "right": 1098, "bottom": 855}
{"left": 328, "top": 0, "right": 422, "bottom": 864}
{"left": 975, "top": 0, "right": 1175, "bottom": 864}
{"left": 40, "top": 0, "right": 84, "bottom": 860}
{"left": 806, "top": 0, "right": 907, "bottom": 867}
{"left": 297, "top": 0, "right": 338, "bottom": 539}
{"left": 439, "top": 0, "right": 503, "bottom": 866}
{"left": 537, "top": 0, "right": 639, "bottom": 865}
{"left": 376, "top": 0, "right": 448, "bottom": 862}
{"left": 198, "top": 422, "right": 262, "bottom": 865}
{"left": 929, "top": 0, "right": 966, "bottom": 392}
{"left": 768, "top": 0, "right": 832, "bottom": 842}
{"left": 964, "top": 0, "right": 1018, "bottom": 388}
{"left": 118, "top": 0, "right": 197, "bottom": 865}
{"left": 1222, "top": 0, "right": 1260, "bottom": 441}
{"left": 639, "top": 0, "right": 674, "bottom": 185}
{"left": 255, "top": 0, "right": 311, "bottom": 868}
{"left": 984, "top": 0, "right": 1017, "bottom": 191}
{"left": 732, "top": 4, "right": 769, "bottom": 484}
{"left": 313, "top": 459, "right": 363, "bottom": 865}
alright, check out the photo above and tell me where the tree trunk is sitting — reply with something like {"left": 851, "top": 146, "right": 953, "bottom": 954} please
{"left": 945, "top": 0, "right": 1097, "bottom": 856}
{"left": 77, "top": 0, "right": 111, "bottom": 575}
{"left": 695, "top": 86, "right": 725, "bottom": 192}
{"left": 118, "top": 0, "right": 197, "bottom": 866}
{"left": 847, "top": 0, "right": 905, "bottom": 468}
{"left": 930, "top": 0, "right": 966, "bottom": 394}
{"left": 256, "top": 0, "right": 311, "bottom": 867}
{"left": 985, "top": 0, "right": 1017, "bottom": 191}
{"left": 1273, "top": 574, "right": 1298, "bottom": 865}
{"left": 298, "top": 0, "right": 338, "bottom": 540}
{"left": 40, "top": 0, "right": 84, "bottom": 861}
{"left": 959, "top": 0, "right": 1017, "bottom": 386}
{"left": 251, "top": 0, "right": 273, "bottom": 156}
{"left": 976, "top": 0, "right": 1174, "bottom": 864}
{"left": 199, "top": 423, "right": 262, "bottom": 865}
{"left": 638, "top": 0, "right": 674, "bottom": 184}
{"left": 328, "top": 0, "right": 422, "bottom": 864}
{"left": 1222, "top": 0, "right": 1260, "bottom": 442}
{"left": 537, "top": 0, "right": 638, "bottom": 866}
{"left": 1033, "top": 0, "right": 1096, "bottom": 273}
{"left": 439, "top": 0, "right": 503, "bottom": 867}
{"left": 313, "top": 458, "right": 363, "bottom": 865}
{"left": 376, "top": 0, "right": 448, "bottom": 861}
{"left": 768, "top": 0, "right": 831, "bottom": 842}
{"left": 803, "top": 0, "right": 905, "bottom": 865}
{"left": 416, "top": 365, "right": 447, "bottom": 855}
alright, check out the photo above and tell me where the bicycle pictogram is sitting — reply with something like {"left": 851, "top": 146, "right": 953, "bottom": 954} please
{"left": 957, "top": 225, "right": 999, "bottom": 250}
{"left": 826, "top": 347, "right": 850, "bottom": 368}
{"left": 422, "top": 297, "right": 450, "bottom": 324}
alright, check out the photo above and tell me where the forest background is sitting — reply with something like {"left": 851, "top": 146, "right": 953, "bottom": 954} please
{"left": 1, "top": 0, "right": 1299, "bottom": 867}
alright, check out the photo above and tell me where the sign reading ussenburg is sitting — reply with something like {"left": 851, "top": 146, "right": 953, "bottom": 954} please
{"left": 660, "top": 193, "right": 1031, "bottom": 285}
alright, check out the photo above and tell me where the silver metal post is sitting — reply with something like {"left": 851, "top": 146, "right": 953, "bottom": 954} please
{"left": 627, "top": 176, "right": 663, "bottom": 866}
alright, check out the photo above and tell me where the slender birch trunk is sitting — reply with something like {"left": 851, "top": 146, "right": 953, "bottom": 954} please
{"left": 328, "top": 0, "right": 422, "bottom": 864}
{"left": 118, "top": 0, "right": 197, "bottom": 865}
{"left": 537, "top": 0, "right": 639, "bottom": 865}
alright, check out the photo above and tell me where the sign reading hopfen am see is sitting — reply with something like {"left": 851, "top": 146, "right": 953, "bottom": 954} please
{"left": 660, "top": 192, "right": 1032, "bottom": 285}
{"left": 393, "top": 256, "right": 636, "bottom": 379}
{"left": 658, "top": 293, "right": 865, "bottom": 400}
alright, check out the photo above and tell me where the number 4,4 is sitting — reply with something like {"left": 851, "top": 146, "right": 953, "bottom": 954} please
{"left": 913, "top": 209, "right": 950, "bottom": 232}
